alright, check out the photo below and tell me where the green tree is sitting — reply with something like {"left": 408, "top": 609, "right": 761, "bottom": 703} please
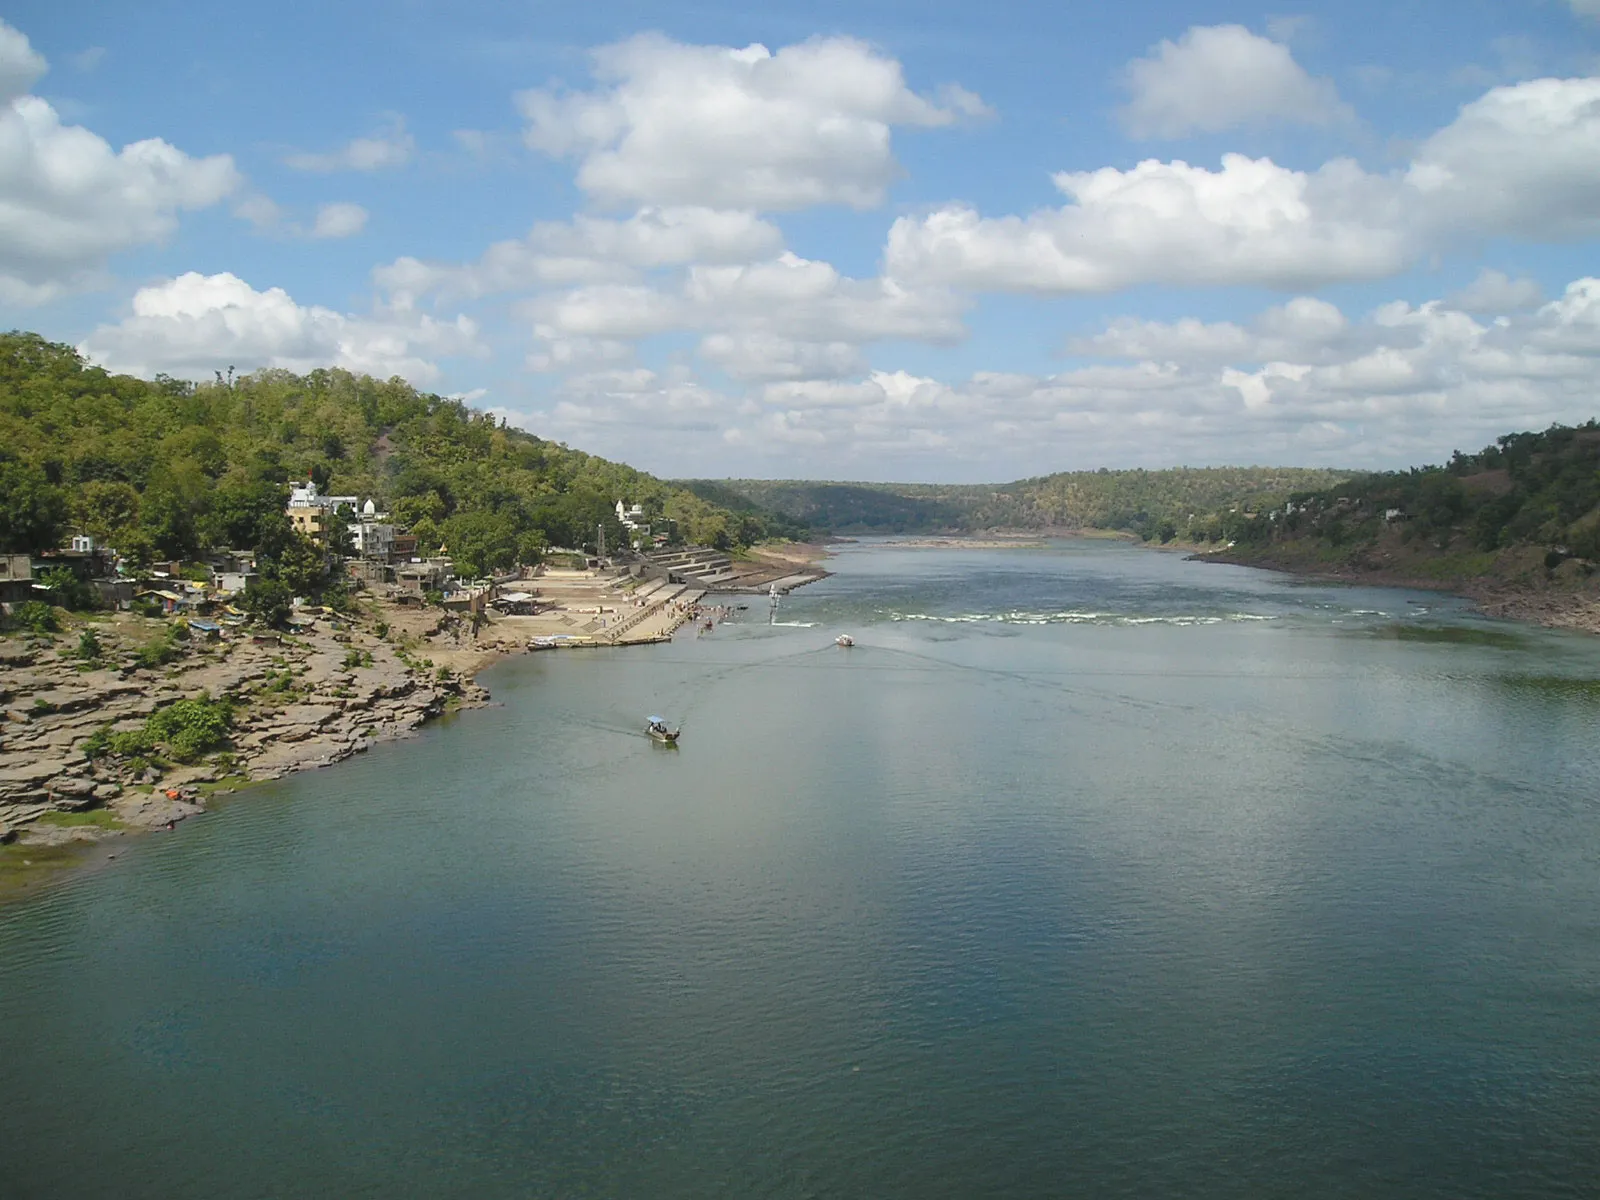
{"left": 0, "top": 457, "right": 66, "bottom": 553}
{"left": 239, "top": 578, "right": 292, "bottom": 627}
{"left": 38, "top": 565, "right": 97, "bottom": 610}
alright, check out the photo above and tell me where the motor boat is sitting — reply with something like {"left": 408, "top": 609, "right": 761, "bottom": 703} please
{"left": 646, "top": 716, "right": 680, "bottom": 745}
{"left": 835, "top": 634, "right": 854, "bottom": 647}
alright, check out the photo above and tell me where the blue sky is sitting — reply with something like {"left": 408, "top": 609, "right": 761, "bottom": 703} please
{"left": 3, "top": 1, "right": 1600, "bottom": 481}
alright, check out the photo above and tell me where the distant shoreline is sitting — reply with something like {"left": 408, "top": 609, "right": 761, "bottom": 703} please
{"left": 1199, "top": 546, "right": 1600, "bottom": 636}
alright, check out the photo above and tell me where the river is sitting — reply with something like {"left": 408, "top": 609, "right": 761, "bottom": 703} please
{"left": 3, "top": 540, "right": 1598, "bottom": 1198}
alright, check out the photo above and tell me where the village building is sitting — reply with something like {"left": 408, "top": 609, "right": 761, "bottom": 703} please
{"left": 348, "top": 520, "right": 397, "bottom": 561}
{"left": 286, "top": 480, "right": 361, "bottom": 546}
{"left": 0, "top": 553, "right": 33, "bottom": 606}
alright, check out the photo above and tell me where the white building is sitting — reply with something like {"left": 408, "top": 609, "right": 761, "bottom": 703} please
{"left": 349, "top": 522, "right": 397, "bottom": 561}
{"left": 614, "top": 500, "right": 646, "bottom": 531}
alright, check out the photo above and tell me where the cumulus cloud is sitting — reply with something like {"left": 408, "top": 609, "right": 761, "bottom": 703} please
{"left": 1445, "top": 269, "right": 1543, "bottom": 314}
{"left": 0, "top": 18, "right": 46, "bottom": 104}
{"left": 79, "top": 272, "right": 482, "bottom": 384}
{"left": 0, "top": 19, "right": 241, "bottom": 304}
{"left": 1120, "top": 25, "right": 1354, "bottom": 138}
{"left": 519, "top": 250, "right": 967, "bottom": 382}
{"left": 888, "top": 73, "right": 1600, "bottom": 295}
{"left": 517, "top": 274, "right": 1600, "bottom": 479}
{"left": 1403, "top": 77, "right": 1600, "bottom": 240}
{"left": 284, "top": 117, "right": 414, "bottom": 171}
{"left": 310, "top": 202, "right": 368, "bottom": 239}
{"left": 0, "top": 102, "right": 240, "bottom": 305}
{"left": 517, "top": 33, "right": 985, "bottom": 210}
{"left": 376, "top": 207, "right": 783, "bottom": 303}
{"left": 887, "top": 154, "right": 1408, "bottom": 293}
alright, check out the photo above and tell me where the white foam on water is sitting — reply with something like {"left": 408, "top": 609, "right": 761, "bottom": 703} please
{"left": 886, "top": 610, "right": 1277, "bottom": 627}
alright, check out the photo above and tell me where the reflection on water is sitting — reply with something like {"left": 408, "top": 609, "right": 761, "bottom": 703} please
{"left": 2, "top": 540, "right": 1599, "bottom": 1199}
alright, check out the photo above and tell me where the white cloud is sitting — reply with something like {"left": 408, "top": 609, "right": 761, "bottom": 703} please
{"left": 311, "top": 202, "right": 368, "bottom": 239}
{"left": 1445, "top": 269, "right": 1543, "bottom": 314}
{"left": 284, "top": 117, "right": 414, "bottom": 171}
{"left": 0, "top": 19, "right": 241, "bottom": 304}
{"left": 516, "top": 274, "right": 1600, "bottom": 479}
{"left": 79, "top": 272, "right": 482, "bottom": 385}
{"left": 520, "top": 250, "right": 967, "bottom": 381}
{"left": 1070, "top": 297, "right": 1354, "bottom": 366}
{"left": 887, "top": 154, "right": 1408, "bottom": 293}
{"left": 0, "top": 97, "right": 241, "bottom": 305}
{"left": 233, "top": 193, "right": 283, "bottom": 232}
{"left": 1404, "top": 76, "right": 1600, "bottom": 240}
{"left": 376, "top": 207, "right": 783, "bottom": 303}
{"left": 1121, "top": 25, "right": 1353, "bottom": 138}
{"left": 517, "top": 33, "right": 984, "bottom": 210}
{"left": 699, "top": 332, "right": 866, "bottom": 382}
{"left": 888, "top": 74, "right": 1600, "bottom": 295}
{"left": 0, "top": 19, "right": 46, "bottom": 104}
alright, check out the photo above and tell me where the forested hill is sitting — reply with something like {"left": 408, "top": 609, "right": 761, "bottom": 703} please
{"left": 0, "top": 332, "right": 780, "bottom": 572}
{"left": 1216, "top": 421, "right": 1600, "bottom": 578}
{"left": 684, "top": 467, "right": 1350, "bottom": 538}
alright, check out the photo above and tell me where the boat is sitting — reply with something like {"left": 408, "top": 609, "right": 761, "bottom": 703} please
{"left": 835, "top": 634, "right": 854, "bottom": 647}
{"left": 646, "top": 716, "right": 680, "bottom": 745}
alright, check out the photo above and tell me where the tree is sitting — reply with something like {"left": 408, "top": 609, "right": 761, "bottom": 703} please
{"left": 443, "top": 509, "right": 521, "bottom": 577}
{"left": 239, "top": 578, "right": 292, "bottom": 627}
{"left": 38, "top": 565, "right": 97, "bottom": 610}
{"left": 0, "top": 457, "right": 66, "bottom": 553}
{"left": 265, "top": 531, "right": 330, "bottom": 598}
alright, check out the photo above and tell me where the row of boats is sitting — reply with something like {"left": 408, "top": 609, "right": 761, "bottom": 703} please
{"left": 647, "top": 632, "right": 855, "bottom": 746}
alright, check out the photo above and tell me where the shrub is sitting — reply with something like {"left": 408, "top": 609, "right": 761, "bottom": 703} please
{"left": 12, "top": 601, "right": 59, "bottom": 635}
{"left": 146, "top": 693, "right": 234, "bottom": 762}
{"left": 81, "top": 723, "right": 112, "bottom": 758}
{"left": 132, "top": 627, "right": 185, "bottom": 670}
{"left": 37, "top": 566, "right": 98, "bottom": 611}
{"left": 76, "top": 628, "right": 103, "bottom": 661}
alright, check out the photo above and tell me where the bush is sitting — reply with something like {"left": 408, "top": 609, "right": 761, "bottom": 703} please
{"left": 76, "top": 628, "right": 103, "bottom": 661}
{"left": 239, "top": 578, "right": 292, "bottom": 628}
{"left": 11, "top": 601, "right": 59, "bottom": 635}
{"left": 37, "top": 566, "right": 98, "bottom": 611}
{"left": 132, "top": 627, "right": 185, "bottom": 670}
{"left": 81, "top": 723, "right": 112, "bottom": 758}
{"left": 146, "top": 693, "right": 234, "bottom": 763}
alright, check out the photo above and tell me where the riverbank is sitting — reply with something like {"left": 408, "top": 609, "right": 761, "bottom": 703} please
{"left": 1199, "top": 542, "right": 1600, "bottom": 635}
{"left": 0, "top": 563, "right": 727, "bottom": 897}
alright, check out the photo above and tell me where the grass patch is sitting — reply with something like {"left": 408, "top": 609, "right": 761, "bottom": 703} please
{"left": 1405, "top": 551, "right": 1501, "bottom": 581}
{"left": 35, "top": 809, "right": 124, "bottom": 830}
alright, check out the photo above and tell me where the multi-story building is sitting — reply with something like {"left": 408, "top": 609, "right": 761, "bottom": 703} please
{"left": 286, "top": 481, "right": 361, "bottom": 546}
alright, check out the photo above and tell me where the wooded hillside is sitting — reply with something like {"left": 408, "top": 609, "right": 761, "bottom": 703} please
{"left": 1221, "top": 421, "right": 1600, "bottom": 573}
{"left": 687, "top": 467, "right": 1351, "bottom": 539}
{"left": 0, "top": 332, "right": 784, "bottom": 575}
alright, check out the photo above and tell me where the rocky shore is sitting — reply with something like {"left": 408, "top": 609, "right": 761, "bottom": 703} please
{"left": 1197, "top": 545, "right": 1600, "bottom": 636}
{"left": 0, "top": 599, "right": 496, "bottom": 885}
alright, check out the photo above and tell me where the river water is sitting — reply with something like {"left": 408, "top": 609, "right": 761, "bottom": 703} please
{"left": 3, "top": 540, "right": 1599, "bottom": 1198}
